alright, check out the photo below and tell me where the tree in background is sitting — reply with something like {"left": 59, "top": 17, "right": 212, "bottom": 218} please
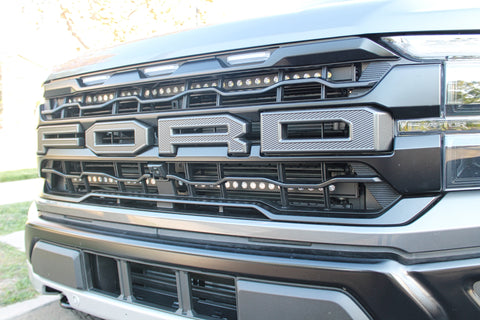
{"left": 0, "top": 0, "right": 215, "bottom": 132}
{"left": 0, "top": 0, "right": 215, "bottom": 170}
{"left": 27, "top": 0, "right": 215, "bottom": 55}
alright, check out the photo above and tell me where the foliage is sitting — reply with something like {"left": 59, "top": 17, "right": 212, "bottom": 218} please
{"left": 23, "top": 0, "right": 215, "bottom": 54}
{"left": 0, "top": 168, "right": 38, "bottom": 183}
{"left": 0, "top": 243, "right": 38, "bottom": 306}
{"left": 0, "top": 202, "right": 31, "bottom": 235}
{"left": 449, "top": 80, "right": 480, "bottom": 105}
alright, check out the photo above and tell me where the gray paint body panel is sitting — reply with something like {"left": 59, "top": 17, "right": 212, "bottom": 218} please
{"left": 46, "top": 1, "right": 480, "bottom": 81}
{"left": 31, "top": 241, "right": 85, "bottom": 289}
{"left": 32, "top": 191, "right": 480, "bottom": 256}
{"left": 237, "top": 280, "right": 371, "bottom": 320}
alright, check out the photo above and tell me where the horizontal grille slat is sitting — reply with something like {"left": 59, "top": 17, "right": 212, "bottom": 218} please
{"left": 191, "top": 273, "right": 237, "bottom": 320}
{"left": 130, "top": 263, "right": 178, "bottom": 311}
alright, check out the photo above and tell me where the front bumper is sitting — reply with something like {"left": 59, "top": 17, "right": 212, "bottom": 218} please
{"left": 26, "top": 191, "right": 480, "bottom": 320}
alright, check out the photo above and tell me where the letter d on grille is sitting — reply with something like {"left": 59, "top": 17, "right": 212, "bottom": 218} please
{"left": 158, "top": 114, "right": 249, "bottom": 155}
{"left": 261, "top": 107, "right": 393, "bottom": 153}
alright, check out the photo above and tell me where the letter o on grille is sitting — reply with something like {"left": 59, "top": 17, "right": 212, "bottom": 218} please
{"left": 85, "top": 120, "right": 153, "bottom": 155}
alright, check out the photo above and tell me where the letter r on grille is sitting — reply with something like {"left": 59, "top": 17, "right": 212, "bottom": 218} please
{"left": 158, "top": 114, "right": 249, "bottom": 155}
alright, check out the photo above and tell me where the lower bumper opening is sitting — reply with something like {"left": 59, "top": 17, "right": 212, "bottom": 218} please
{"left": 30, "top": 241, "right": 371, "bottom": 320}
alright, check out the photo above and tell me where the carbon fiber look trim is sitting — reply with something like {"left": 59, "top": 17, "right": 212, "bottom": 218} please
{"left": 85, "top": 120, "right": 154, "bottom": 155}
{"left": 158, "top": 114, "right": 249, "bottom": 155}
{"left": 261, "top": 107, "right": 393, "bottom": 153}
{"left": 37, "top": 124, "right": 84, "bottom": 154}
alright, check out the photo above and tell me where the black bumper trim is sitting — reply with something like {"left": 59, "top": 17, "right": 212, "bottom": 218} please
{"left": 27, "top": 217, "right": 480, "bottom": 320}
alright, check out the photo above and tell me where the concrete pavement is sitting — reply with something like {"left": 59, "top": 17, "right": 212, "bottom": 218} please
{"left": 0, "top": 231, "right": 25, "bottom": 252}
{"left": 0, "top": 178, "right": 43, "bottom": 205}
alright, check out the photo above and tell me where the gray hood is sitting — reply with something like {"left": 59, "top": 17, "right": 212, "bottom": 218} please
{"left": 47, "top": 0, "right": 480, "bottom": 81}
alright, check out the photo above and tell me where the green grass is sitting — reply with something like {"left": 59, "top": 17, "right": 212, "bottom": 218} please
{"left": 0, "top": 202, "right": 31, "bottom": 235}
{"left": 0, "top": 243, "right": 38, "bottom": 306}
{"left": 0, "top": 168, "right": 38, "bottom": 183}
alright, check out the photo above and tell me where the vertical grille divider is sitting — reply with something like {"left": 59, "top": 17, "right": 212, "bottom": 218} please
{"left": 114, "top": 162, "right": 126, "bottom": 193}
{"left": 138, "top": 87, "right": 146, "bottom": 113}
{"left": 321, "top": 66, "right": 327, "bottom": 100}
{"left": 60, "top": 105, "right": 66, "bottom": 119}
{"left": 78, "top": 96, "right": 84, "bottom": 117}
{"left": 139, "top": 163, "right": 148, "bottom": 193}
{"left": 322, "top": 162, "right": 331, "bottom": 209}
{"left": 277, "top": 163, "right": 288, "bottom": 208}
{"left": 80, "top": 161, "right": 91, "bottom": 193}
{"left": 62, "top": 161, "right": 74, "bottom": 193}
{"left": 276, "top": 71, "right": 284, "bottom": 102}
{"left": 112, "top": 89, "right": 119, "bottom": 114}
{"left": 184, "top": 163, "right": 195, "bottom": 196}
{"left": 183, "top": 80, "right": 191, "bottom": 109}
{"left": 217, "top": 163, "right": 226, "bottom": 198}
{"left": 216, "top": 78, "right": 223, "bottom": 106}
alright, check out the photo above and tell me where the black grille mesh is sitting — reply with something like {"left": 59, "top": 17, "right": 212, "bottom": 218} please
{"left": 42, "top": 64, "right": 373, "bottom": 120}
{"left": 41, "top": 160, "right": 400, "bottom": 221}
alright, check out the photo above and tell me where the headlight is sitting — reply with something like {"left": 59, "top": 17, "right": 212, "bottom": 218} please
{"left": 445, "top": 134, "right": 480, "bottom": 190}
{"left": 385, "top": 34, "right": 480, "bottom": 190}
{"left": 446, "top": 61, "right": 480, "bottom": 114}
{"left": 381, "top": 35, "right": 480, "bottom": 59}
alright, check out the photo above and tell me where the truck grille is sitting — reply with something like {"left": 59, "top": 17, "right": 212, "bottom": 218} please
{"left": 41, "top": 160, "right": 399, "bottom": 222}
{"left": 38, "top": 37, "right": 406, "bottom": 224}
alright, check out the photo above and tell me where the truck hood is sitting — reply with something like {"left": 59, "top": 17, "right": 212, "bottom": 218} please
{"left": 47, "top": 0, "right": 480, "bottom": 81}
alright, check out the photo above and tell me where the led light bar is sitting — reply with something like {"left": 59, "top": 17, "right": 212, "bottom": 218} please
{"left": 285, "top": 69, "right": 332, "bottom": 80}
{"left": 190, "top": 81, "right": 218, "bottom": 89}
{"left": 66, "top": 97, "right": 83, "bottom": 104}
{"left": 145, "top": 85, "right": 185, "bottom": 98}
{"left": 222, "top": 74, "right": 278, "bottom": 90}
{"left": 85, "top": 93, "right": 115, "bottom": 104}
{"left": 82, "top": 176, "right": 157, "bottom": 185}
{"left": 195, "top": 180, "right": 328, "bottom": 193}
{"left": 227, "top": 51, "right": 271, "bottom": 65}
{"left": 82, "top": 74, "right": 110, "bottom": 86}
{"left": 144, "top": 64, "right": 179, "bottom": 77}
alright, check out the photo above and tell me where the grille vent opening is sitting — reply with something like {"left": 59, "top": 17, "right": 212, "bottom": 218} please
{"left": 283, "top": 121, "right": 349, "bottom": 140}
{"left": 96, "top": 130, "right": 135, "bottom": 145}
{"left": 189, "top": 93, "right": 218, "bottom": 108}
{"left": 83, "top": 253, "right": 239, "bottom": 319}
{"left": 131, "top": 262, "right": 179, "bottom": 311}
{"left": 221, "top": 90, "right": 276, "bottom": 107}
{"left": 190, "top": 273, "right": 237, "bottom": 320}
{"left": 86, "top": 254, "right": 120, "bottom": 296}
